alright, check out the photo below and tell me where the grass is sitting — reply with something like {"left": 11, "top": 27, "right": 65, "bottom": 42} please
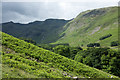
{"left": 1, "top": 31, "right": 120, "bottom": 78}
{"left": 2, "top": 64, "right": 39, "bottom": 78}
{"left": 53, "top": 6, "right": 118, "bottom": 47}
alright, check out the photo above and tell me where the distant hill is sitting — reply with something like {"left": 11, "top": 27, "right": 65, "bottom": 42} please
{"left": 2, "top": 19, "right": 70, "bottom": 44}
{"left": 1, "top": 31, "right": 119, "bottom": 78}
{"left": 54, "top": 6, "right": 118, "bottom": 47}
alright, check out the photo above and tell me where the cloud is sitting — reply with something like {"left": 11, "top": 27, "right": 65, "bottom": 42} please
{"left": 2, "top": 1, "right": 118, "bottom": 23}
{"left": 2, "top": 2, "right": 44, "bottom": 23}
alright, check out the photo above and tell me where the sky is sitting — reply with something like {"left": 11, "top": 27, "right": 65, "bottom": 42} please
{"left": 1, "top": 0, "right": 119, "bottom": 24}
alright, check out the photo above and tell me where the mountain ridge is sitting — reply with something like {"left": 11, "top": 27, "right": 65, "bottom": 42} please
{"left": 54, "top": 6, "right": 118, "bottom": 47}
{"left": 1, "top": 18, "right": 71, "bottom": 44}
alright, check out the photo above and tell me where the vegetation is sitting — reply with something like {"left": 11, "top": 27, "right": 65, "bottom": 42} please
{"left": 2, "top": 64, "right": 39, "bottom": 78}
{"left": 1, "top": 32, "right": 119, "bottom": 78}
{"left": 37, "top": 44, "right": 82, "bottom": 59}
{"left": 2, "top": 52, "right": 65, "bottom": 78}
{"left": 1, "top": 6, "right": 119, "bottom": 79}
{"left": 75, "top": 47, "right": 120, "bottom": 76}
{"left": 87, "top": 43, "right": 100, "bottom": 47}
{"left": 99, "top": 34, "right": 112, "bottom": 40}
{"left": 19, "top": 37, "right": 36, "bottom": 45}
{"left": 37, "top": 43, "right": 69, "bottom": 50}
{"left": 2, "top": 19, "right": 70, "bottom": 44}
{"left": 53, "top": 45, "right": 70, "bottom": 58}
{"left": 2, "top": 7, "right": 118, "bottom": 48}
{"left": 54, "top": 6, "right": 118, "bottom": 47}
{"left": 111, "top": 41, "right": 119, "bottom": 47}
{"left": 53, "top": 45, "right": 82, "bottom": 59}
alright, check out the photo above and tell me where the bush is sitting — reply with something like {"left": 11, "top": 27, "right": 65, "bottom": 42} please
{"left": 87, "top": 43, "right": 100, "bottom": 47}
{"left": 53, "top": 45, "right": 70, "bottom": 57}
{"left": 53, "top": 45, "right": 82, "bottom": 59}
{"left": 99, "top": 34, "right": 112, "bottom": 40}
{"left": 111, "top": 41, "right": 119, "bottom": 47}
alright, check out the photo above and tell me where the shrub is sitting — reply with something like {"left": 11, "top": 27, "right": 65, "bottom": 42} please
{"left": 111, "top": 41, "right": 119, "bottom": 47}
{"left": 87, "top": 43, "right": 100, "bottom": 47}
{"left": 99, "top": 34, "right": 112, "bottom": 40}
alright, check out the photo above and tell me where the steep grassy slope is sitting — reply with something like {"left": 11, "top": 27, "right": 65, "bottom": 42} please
{"left": 2, "top": 19, "right": 70, "bottom": 44}
{"left": 1, "top": 32, "right": 119, "bottom": 78}
{"left": 2, "top": 64, "right": 39, "bottom": 78}
{"left": 54, "top": 6, "right": 118, "bottom": 47}
{"left": 1, "top": 37, "right": 79, "bottom": 78}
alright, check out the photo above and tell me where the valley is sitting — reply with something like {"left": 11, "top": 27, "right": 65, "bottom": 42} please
{"left": 0, "top": 6, "right": 120, "bottom": 78}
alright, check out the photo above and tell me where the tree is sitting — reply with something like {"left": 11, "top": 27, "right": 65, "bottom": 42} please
{"left": 111, "top": 41, "right": 119, "bottom": 47}
{"left": 87, "top": 43, "right": 100, "bottom": 47}
{"left": 53, "top": 45, "right": 70, "bottom": 57}
{"left": 99, "top": 34, "right": 112, "bottom": 40}
{"left": 75, "top": 47, "right": 120, "bottom": 76}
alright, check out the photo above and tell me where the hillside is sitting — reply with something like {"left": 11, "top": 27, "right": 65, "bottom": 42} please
{"left": 1, "top": 19, "right": 70, "bottom": 44}
{"left": 54, "top": 6, "right": 118, "bottom": 47}
{"left": 1, "top": 32, "right": 119, "bottom": 78}
{"left": 1, "top": 6, "right": 119, "bottom": 48}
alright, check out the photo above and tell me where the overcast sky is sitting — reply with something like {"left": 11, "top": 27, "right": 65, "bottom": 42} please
{"left": 1, "top": 0, "right": 119, "bottom": 23}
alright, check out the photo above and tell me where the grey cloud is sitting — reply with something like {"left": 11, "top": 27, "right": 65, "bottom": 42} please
{"left": 2, "top": 2, "right": 66, "bottom": 23}
{"left": 2, "top": 2, "right": 43, "bottom": 23}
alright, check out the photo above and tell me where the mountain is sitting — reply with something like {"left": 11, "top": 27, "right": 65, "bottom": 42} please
{"left": 54, "top": 6, "right": 118, "bottom": 47}
{"left": 1, "top": 6, "right": 120, "bottom": 78}
{"left": 1, "top": 6, "right": 119, "bottom": 47}
{"left": 2, "top": 19, "right": 70, "bottom": 44}
{"left": 1, "top": 31, "right": 119, "bottom": 78}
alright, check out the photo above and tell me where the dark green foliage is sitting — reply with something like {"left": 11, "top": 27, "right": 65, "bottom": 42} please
{"left": 53, "top": 45, "right": 70, "bottom": 57}
{"left": 38, "top": 44, "right": 53, "bottom": 50}
{"left": 111, "top": 41, "right": 119, "bottom": 46}
{"left": 75, "top": 47, "right": 120, "bottom": 76}
{"left": 99, "top": 34, "right": 112, "bottom": 40}
{"left": 2, "top": 32, "right": 119, "bottom": 78}
{"left": 87, "top": 43, "right": 100, "bottom": 47}
{"left": 2, "top": 19, "right": 70, "bottom": 44}
{"left": 69, "top": 47, "right": 83, "bottom": 59}
{"left": 59, "top": 33, "right": 66, "bottom": 38}
{"left": 38, "top": 44, "right": 81, "bottom": 59}
{"left": 53, "top": 45, "right": 82, "bottom": 59}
